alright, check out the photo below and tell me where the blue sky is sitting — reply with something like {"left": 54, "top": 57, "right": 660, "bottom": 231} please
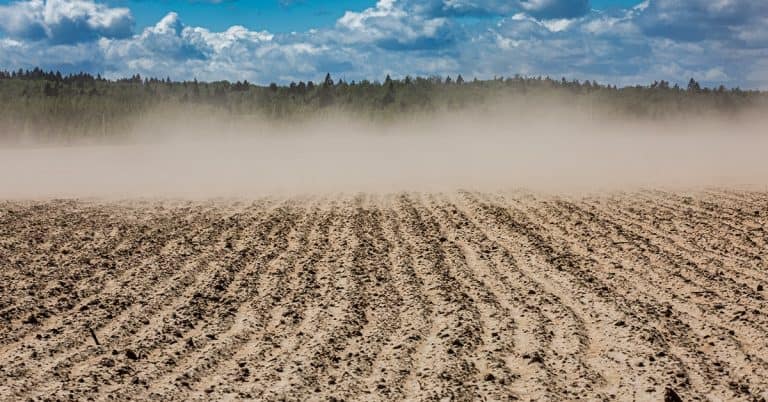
{"left": 0, "top": 0, "right": 767, "bottom": 88}
{"left": 96, "top": 1, "right": 643, "bottom": 33}
{"left": 103, "top": 0, "right": 376, "bottom": 33}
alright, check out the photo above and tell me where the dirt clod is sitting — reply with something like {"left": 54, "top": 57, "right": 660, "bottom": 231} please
{"left": 664, "top": 387, "right": 683, "bottom": 402}
{"left": 125, "top": 350, "right": 139, "bottom": 361}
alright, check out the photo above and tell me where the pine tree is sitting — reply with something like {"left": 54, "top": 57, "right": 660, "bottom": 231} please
{"left": 687, "top": 78, "right": 701, "bottom": 92}
{"left": 382, "top": 80, "right": 396, "bottom": 106}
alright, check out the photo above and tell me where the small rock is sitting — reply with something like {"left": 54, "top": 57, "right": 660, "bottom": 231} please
{"left": 125, "top": 349, "right": 139, "bottom": 361}
{"left": 664, "top": 387, "right": 683, "bottom": 402}
{"left": 615, "top": 320, "right": 626, "bottom": 327}
{"left": 528, "top": 352, "right": 544, "bottom": 364}
{"left": 484, "top": 373, "right": 496, "bottom": 382}
{"left": 23, "top": 315, "right": 39, "bottom": 325}
{"left": 758, "top": 284, "right": 764, "bottom": 292}
{"left": 116, "top": 366, "right": 133, "bottom": 376}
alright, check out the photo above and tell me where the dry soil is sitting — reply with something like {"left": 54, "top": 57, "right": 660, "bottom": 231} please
{"left": 0, "top": 190, "right": 767, "bottom": 401}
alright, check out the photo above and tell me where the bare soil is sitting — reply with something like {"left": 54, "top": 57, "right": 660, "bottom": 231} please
{"left": 0, "top": 191, "right": 767, "bottom": 401}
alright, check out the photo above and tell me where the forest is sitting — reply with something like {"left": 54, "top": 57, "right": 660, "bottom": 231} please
{"left": 0, "top": 67, "right": 766, "bottom": 140}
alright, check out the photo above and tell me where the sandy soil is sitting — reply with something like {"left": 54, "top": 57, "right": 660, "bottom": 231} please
{"left": 0, "top": 191, "right": 767, "bottom": 401}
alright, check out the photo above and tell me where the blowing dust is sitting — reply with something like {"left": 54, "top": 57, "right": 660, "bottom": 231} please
{"left": 1, "top": 106, "right": 767, "bottom": 199}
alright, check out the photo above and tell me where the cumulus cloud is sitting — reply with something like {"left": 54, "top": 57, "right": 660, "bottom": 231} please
{"left": 331, "top": 0, "right": 589, "bottom": 51}
{"left": 402, "top": 0, "right": 517, "bottom": 17}
{"left": 637, "top": 0, "right": 768, "bottom": 42}
{"left": 0, "top": 0, "right": 133, "bottom": 44}
{"left": 1, "top": 0, "right": 768, "bottom": 88}
{"left": 336, "top": 0, "right": 456, "bottom": 50}
{"left": 519, "top": 0, "right": 590, "bottom": 19}
{"left": 399, "top": 0, "right": 589, "bottom": 19}
{"left": 97, "top": 12, "right": 277, "bottom": 80}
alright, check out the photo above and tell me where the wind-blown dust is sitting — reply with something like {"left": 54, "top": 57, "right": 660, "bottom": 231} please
{"left": 1, "top": 109, "right": 767, "bottom": 198}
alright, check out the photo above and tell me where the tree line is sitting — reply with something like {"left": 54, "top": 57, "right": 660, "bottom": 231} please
{"left": 0, "top": 68, "right": 765, "bottom": 140}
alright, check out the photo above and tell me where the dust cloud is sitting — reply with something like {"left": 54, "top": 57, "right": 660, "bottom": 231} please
{"left": 1, "top": 106, "right": 767, "bottom": 199}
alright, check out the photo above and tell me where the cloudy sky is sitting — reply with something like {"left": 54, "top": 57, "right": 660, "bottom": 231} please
{"left": 0, "top": 0, "right": 766, "bottom": 88}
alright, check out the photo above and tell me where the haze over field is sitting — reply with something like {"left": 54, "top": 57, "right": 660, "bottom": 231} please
{"left": 1, "top": 109, "right": 768, "bottom": 198}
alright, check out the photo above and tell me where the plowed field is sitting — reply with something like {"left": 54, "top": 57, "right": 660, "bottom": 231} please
{"left": 1, "top": 191, "right": 767, "bottom": 401}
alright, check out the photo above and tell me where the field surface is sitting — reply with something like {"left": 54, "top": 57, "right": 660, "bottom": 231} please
{"left": 0, "top": 191, "right": 767, "bottom": 401}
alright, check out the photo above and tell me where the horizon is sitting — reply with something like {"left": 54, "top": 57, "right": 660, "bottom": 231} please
{"left": 5, "top": 67, "right": 756, "bottom": 92}
{"left": 0, "top": 1, "right": 767, "bottom": 89}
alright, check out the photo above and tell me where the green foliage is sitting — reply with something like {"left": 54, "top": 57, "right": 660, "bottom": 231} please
{"left": 0, "top": 69, "right": 765, "bottom": 140}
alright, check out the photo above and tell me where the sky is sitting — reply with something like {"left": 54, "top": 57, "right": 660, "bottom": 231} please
{"left": 104, "top": 1, "right": 641, "bottom": 33}
{"left": 0, "top": 0, "right": 766, "bottom": 88}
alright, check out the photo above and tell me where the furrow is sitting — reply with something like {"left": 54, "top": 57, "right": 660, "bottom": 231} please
{"left": 116, "top": 200, "right": 306, "bottom": 400}
{"left": 173, "top": 199, "right": 338, "bottom": 400}
{"left": 393, "top": 194, "right": 484, "bottom": 401}
{"left": 462, "top": 192, "right": 690, "bottom": 401}
{"left": 504, "top": 193, "right": 755, "bottom": 400}
{"left": 359, "top": 195, "right": 435, "bottom": 401}
{"left": 0, "top": 203, "right": 237, "bottom": 398}
{"left": 439, "top": 192, "right": 605, "bottom": 400}
{"left": 546, "top": 197, "right": 768, "bottom": 398}
{"left": 318, "top": 195, "right": 405, "bottom": 400}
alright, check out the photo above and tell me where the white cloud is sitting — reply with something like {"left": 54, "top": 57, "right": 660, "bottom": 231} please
{"left": 336, "top": 0, "right": 455, "bottom": 50}
{"left": 0, "top": 0, "right": 768, "bottom": 89}
{"left": 519, "top": 0, "right": 589, "bottom": 19}
{"left": 637, "top": 0, "right": 768, "bottom": 42}
{"left": 0, "top": 0, "right": 132, "bottom": 43}
{"left": 401, "top": 0, "right": 589, "bottom": 19}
